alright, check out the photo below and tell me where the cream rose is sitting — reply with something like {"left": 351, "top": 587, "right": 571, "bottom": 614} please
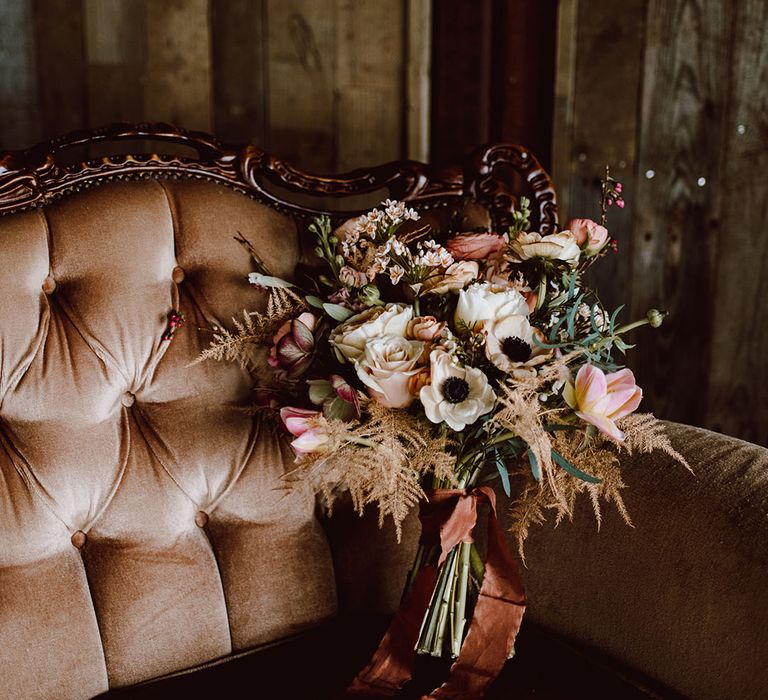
{"left": 330, "top": 303, "right": 413, "bottom": 362}
{"left": 510, "top": 231, "right": 581, "bottom": 265}
{"left": 419, "top": 351, "right": 495, "bottom": 430}
{"left": 484, "top": 315, "right": 552, "bottom": 377}
{"left": 355, "top": 335, "right": 425, "bottom": 408}
{"left": 422, "top": 261, "right": 479, "bottom": 295}
{"left": 455, "top": 283, "right": 529, "bottom": 331}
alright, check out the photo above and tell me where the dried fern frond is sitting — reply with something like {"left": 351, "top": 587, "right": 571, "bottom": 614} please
{"left": 616, "top": 413, "right": 692, "bottom": 472}
{"left": 293, "top": 400, "right": 456, "bottom": 540}
{"left": 194, "top": 287, "right": 305, "bottom": 373}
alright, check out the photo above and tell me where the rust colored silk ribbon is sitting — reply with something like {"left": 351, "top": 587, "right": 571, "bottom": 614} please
{"left": 343, "top": 487, "right": 526, "bottom": 699}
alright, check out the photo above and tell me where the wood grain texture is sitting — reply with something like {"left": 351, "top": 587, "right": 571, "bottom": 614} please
{"left": 211, "top": 0, "right": 268, "bottom": 145}
{"left": 430, "top": 0, "right": 493, "bottom": 164}
{"left": 405, "top": 0, "right": 431, "bottom": 163}
{"left": 335, "top": 0, "right": 404, "bottom": 170}
{"left": 265, "top": 0, "right": 337, "bottom": 171}
{"left": 33, "top": 0, "right": 86, "bottom": 138}
{"left": 145, "top": 0, "right": 213, "bottom": 131}
{"left": 552, "top": 0, "right": 646, "bottom": 312}
{"left": 0, "top": 0, "right": 40, "bottom": 149}
{"left": 629, "top": 0, "right": 732, "bottom": 427}
{"left": 84, "top": 0, "right": 146, "bottom": 127}
{"left": 706, "top": 0, "right": 768, "bottom": 445}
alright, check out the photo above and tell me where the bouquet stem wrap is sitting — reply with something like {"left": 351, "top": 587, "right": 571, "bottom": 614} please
{"left": 344, "top": 487, "right": 527, "bottom": 699}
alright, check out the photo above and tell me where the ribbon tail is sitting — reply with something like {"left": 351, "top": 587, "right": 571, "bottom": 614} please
{"left": 343, "top": 564, "right": 438, "bottom": 698}
{"left": 423, "top": 498, "right": 526, "bottom": 699}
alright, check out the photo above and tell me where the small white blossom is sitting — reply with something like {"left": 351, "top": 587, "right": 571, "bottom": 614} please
{"left": 388, "top": 265, "right": 405, "bottom": 284}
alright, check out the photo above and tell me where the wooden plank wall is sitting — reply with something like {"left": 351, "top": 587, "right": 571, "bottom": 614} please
{"left": 553, "top": 0, "right": 768, "bottom": 446}
{"left": 0, "top": 0, "right": 431, "bottom": 171}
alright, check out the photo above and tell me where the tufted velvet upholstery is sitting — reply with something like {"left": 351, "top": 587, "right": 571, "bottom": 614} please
{"left": 0, "top": 179, "right": 338, "bottom": 697}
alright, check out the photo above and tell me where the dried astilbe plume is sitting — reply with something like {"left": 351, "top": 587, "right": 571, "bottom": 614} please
{"left": 195, "top": 287, "right": 305, "bottom": 374}
{"left": 508, "top": 409, "right": 692, "bottom": 560}
{"left": 293, "top": 399, "right": 456, "bottom": 541}
{"left": 492, "top": 351, "right": 581, "bottom": 504}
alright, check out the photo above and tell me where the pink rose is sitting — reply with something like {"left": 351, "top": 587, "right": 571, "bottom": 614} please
{"left": 445, "top": 232, "right": 505, "bottom": 260}
{"left": 563, "top": 365, "right": 642, "bottom": 440}
{"left": 566, "top": 218, "right": 609, "bottom": 255}
{"left": 406, "top": 316, "right": 445, "bottom": 341}
{"left": 279, "top": 406, "right": 330, "bottom": 455}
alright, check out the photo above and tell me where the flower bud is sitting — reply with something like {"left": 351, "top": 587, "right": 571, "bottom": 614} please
{"left": 358, "top": 284, "right": 382, "bottom": 307}
{"left": 647, "top": 309, "right": 665, "bottom": 328}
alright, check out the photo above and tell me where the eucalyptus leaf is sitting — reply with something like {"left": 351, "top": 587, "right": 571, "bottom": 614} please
{"left": 305, "top": 295, "right": 325, "bottom": 309}
{"left": 248, "top": 273, "right": 293, "bottom": 289}
{"left": 526, "top": 448, "right": 541, "bottom": 482}
{"left": 551, "top": 449, "right": 602, "bottom": 484}
{"left": 495, "top": 454, "right": 511, "bottom": 497}
{"left": 323, "top": 303, "right": 355, "bottom": 322}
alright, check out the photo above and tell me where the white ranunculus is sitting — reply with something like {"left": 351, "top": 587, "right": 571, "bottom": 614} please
{"left": 509, "top": 231, "right": 581, "bottom": 265}
{"left": 455, "top": 282, "right": 529, "bottom": 331}
{"left": 484, "top": 314, "right": 552, "bottom": 377}
{"left": 355, "top": 335, "right": 425, "bottom": 408}
{"left": 419, "top": 351, "right": 496, "bottom": 431}
{"left": 330, "top": 303, "right": 413, "bottom": 362}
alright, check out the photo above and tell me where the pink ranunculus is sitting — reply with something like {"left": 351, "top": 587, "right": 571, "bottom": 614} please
{"left": 566, "top": 218, "right": 609, "bottom": 255}
{"left": 563, "top": 365, "right": 642, "bottom": 440}
{"left": 445, "top": 232, "right": 506, "bottom": 260}
{"left": 279, "top": 406, "right": 330, "bottom": 455}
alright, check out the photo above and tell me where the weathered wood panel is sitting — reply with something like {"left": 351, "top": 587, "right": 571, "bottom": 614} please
{"left": 211, "top": 0, "right": 268, "bottom": 145}
{"left": 145, "top": 0, "right": 213, "bottom": 131}
{"left": 552, "top": 0, "right": 646, "bottom": 311}
{"left": 629, "top": 0, "right": 732, "bottom": 427}
{"left": 33, "top": 0, "right": 86, "bottom": 138}
{"left": 265, "top": 0, "right": 337, "bottom": 171}
{"left": 405, "top": 0, "right": 431, "bottom": 162}
{"left": 706, "top": 0, "right": 768, "bottom": 445}
{"left": 0, "top": 0, "right": 40, "bottom": 149}
{"left": 84, "top": 0, "right": 146, "bottom": 127}
{"left": 335, "top": 0, "right": 404, "bottom": 170}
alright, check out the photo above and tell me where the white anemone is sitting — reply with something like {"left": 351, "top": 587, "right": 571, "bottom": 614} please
{"left": 419, "top": 351, "right": 496, "bottom": 431}
{"left": 484, "top": 315, "right": 552, "bottom": 378}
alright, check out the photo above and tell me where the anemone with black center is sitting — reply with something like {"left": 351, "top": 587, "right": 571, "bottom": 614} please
{"left": 501, "top": 336, "right": 532, "bottom": 363}
{"left": 441, "top": 376, "right": 470, "bottom": 404}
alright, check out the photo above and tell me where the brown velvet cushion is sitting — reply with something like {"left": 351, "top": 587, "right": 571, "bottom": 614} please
{"left": 0, "top": 180, "right": 337, "bottom": 697}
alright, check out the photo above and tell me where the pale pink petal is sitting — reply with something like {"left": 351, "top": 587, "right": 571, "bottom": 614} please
{"left": 605, "top": 368, "right": 637, "bottom": 393}
{"left": 577, "top": 411, "right": 625, "bottom": 441}
{"left": 284, "top": 416, "right": 311, "bottom": 436}
{"left": 608, "top": 386, "right": 642, "bottom": 420}
{"left": 574, "top": 365, "right": 607, "bottom": 410}
{"left": 592, "top": 387, "right": 638, "bottom": 419}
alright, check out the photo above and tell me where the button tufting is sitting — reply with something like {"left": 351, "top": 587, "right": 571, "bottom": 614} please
{"left": 195, "top": 511, "right": 209, "bottom": 528}
{"left": 121, "top": 392, "right": 135, "bottom": 408}
{"left": 172, "top": 266, "right": 185, "bottom": 284}
{"left": 42, "top": 275, "right": 56, "bottom": 294}
{"left": 71, "top": 531, "right": 87, "bottom": 549}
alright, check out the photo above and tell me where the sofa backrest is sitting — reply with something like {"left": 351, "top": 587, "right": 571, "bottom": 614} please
{"left": 0, "top": 125, "right": 555, "bottom": 698}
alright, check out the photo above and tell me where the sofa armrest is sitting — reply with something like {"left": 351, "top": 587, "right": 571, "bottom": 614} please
{"left": 519, "top": 422, "right": 768, "bottom": 700}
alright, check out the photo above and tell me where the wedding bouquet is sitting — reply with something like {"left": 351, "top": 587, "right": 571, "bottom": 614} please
{"left": 200, "top": 174, "right": 686, "bottom": 696}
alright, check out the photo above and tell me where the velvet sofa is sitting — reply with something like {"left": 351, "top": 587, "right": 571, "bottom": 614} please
{"left": 0, "top": 125, "right": 765, "bottom": 699}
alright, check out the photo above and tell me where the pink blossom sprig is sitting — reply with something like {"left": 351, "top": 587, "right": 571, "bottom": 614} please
{"left": 599, "top": 166, "right": 625, "bottom": 226}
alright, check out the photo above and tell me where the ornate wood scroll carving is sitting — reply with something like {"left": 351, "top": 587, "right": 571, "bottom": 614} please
{"left": 0, "top": 122, "right": 557, "bottom": 232}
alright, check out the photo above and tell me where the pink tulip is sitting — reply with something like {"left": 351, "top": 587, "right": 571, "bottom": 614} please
{"left": 445, "top": 232, "right": 505, "bottom": 260}
{"left": 279, "top": 406, "right": 330, "bottom": 455}
{"left": 563, "top": 365, "right": 642, "bottom": 440}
